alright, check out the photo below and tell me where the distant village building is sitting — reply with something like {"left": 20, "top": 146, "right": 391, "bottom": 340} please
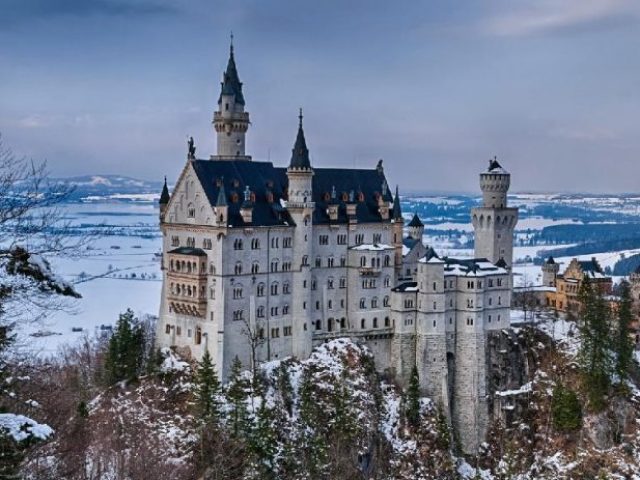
{"left": 541, "top": 257, "right": 612, "bottom": 314}
{"left": 156, "top": 41, "right": 519, "bottom": 455}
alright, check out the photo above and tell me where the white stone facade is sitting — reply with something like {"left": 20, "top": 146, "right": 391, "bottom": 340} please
{"left": 155, "top": 45, "right": 518, "bottom": 456}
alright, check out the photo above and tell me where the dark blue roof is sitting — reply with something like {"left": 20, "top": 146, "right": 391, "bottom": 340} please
{"left": 289, "top": 114, "right": 311, "bottom": 169}
{"left": 403, "top": 237, "right": 419, "bottom": 249}
{"left": 218, "top": 44, "right": 245, "bottom": 106}
{"left": 159, "top": 177, "right": 170, "bottom": 204}
{"left": 392, "top": 281, "right": 418, "bottom": 293}
{"left": 392, "top": 185, "right": 402, "bottom": 220}
{"left": 189, "top": 160, "right": 392, "bottom": 227}
{"left": 408, "top": 213, "right": 423, "bottom": 227}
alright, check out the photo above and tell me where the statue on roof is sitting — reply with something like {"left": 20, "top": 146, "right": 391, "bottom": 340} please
{"left": 187, "top": 136, "right": 196, "bottom": 159}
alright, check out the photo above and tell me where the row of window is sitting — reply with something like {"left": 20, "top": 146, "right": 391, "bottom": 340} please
{"left": 359, "top": 256, "right": 391, "bottom": 268}
{"left": 165, "top": 324, "right": 202, "bottom": 344}
{"left": 358, "top": 297, "right": 390, "bottom": 309}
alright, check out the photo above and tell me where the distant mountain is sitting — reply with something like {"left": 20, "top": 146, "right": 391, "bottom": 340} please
{"left": 51, "top": 175, "right": 165, "bottom": 201}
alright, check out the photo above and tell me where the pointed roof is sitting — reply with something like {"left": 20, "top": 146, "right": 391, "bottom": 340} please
{"left": 218, "top": 36, "right": 245, "bottom": 106}
{"left": 408, "top": 213, "right": 424, "bottom": 227}
{"left": 546, "top": 256, "right": 556, "bottom": 265}
{"left": 392, "top": 185, "right": 402, "bottom": 220}
{"left": 289, "top": 109, "right": 311, "bottom": 170}
{"left": 487, "top": 156, "right": 508, "bottom": 174}
{"left": 216, "top": 179, "right": 227, "bottom": 207}
{"left": 495, "top": 258, "right": 508, "bottom": 269}
{"left": 159, "top": 177, "right": 170, "bottom": 205}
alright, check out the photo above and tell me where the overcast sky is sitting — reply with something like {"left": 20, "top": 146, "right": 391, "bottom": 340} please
{"left": 1, "top": 0, "right": 639, "bottom": 193}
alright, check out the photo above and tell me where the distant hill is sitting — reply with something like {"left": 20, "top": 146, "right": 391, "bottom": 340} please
{"left": 50, "top": 175, "right": 164, "bottom": 201}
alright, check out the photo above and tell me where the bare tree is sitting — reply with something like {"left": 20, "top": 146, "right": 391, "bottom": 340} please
{"left": 240, "top": 316, "right": 266, "bottom": 386}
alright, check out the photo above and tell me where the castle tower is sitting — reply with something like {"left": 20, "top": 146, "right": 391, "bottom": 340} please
{"left": 471, "top": 158, "right": 518, "bottom": 268}
{"left": 408, "top": 213, "right": 424, "bottom": 240}
{"left": 212, "top": 36, "right": 251, "bottom": 160}
{"left": 392, "top": 186, "right": 404, "bottom": 270}
{"left": 287, "top": 110, "right": 314, "bottom": 359}
{"left": 542, "top": 256, "right": 560, "bottom": 286}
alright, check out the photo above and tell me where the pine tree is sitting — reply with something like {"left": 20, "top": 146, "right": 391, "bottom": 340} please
{"left": 577, "top": 277, "right": 613, "bottom": 411}
{"left": 406, "top": 365, "right": 421, "bottom": 428}
{"left": 276, "top": 362, "right": 293, "bottom": 415}
{"left": 104, "top": 309, "right": 145, "bottom": 385}
{"left": 193, "top": 349, "right": 222, "bottom": 424}
{"left": 435, "top": 403, "right": 451, "bottom": 450}
{"left": 614, "top": 280, "right": 634, "bottom": 384}
{"left": 226, "top": 356, "right": 249, "bottom": 437}
{"left": 551, "top": 384, "right": 582, "bottom": 432}
{"left": 298, "top": 369, "right": 328, "bottom": 477}
{"left": 247, "top": 399, "right": 278, "bottom": 479}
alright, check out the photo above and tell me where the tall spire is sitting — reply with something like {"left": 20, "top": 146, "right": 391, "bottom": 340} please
{"left": 289, "top": 108, "right": 311, "bottom": 170}
{"left": 159, "top": 176, "right": 170, "bottom": 205}
{"left": 392, "top": 185, "right": 402, "bottom": 220}
{"left": 219, "top": 33, "right": 245, "bottom": 106}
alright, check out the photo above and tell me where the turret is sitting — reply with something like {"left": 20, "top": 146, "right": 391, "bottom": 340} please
{"left": 214, "top": 179, "right": 228, "bottom": 226}
{"left": 286, "top": 110, "right": 314, "bottom": 360}
{"left": 392, "top": 185, "right": 403, "bottom": 269}
{"left": 159, "top": 176, "right": 170, "bottom": 222}
{"left": 408, "top": 213, "right": 424, "bottom": 241}
{"left": 212, "top": 35, "right": 251, "bottom": 160}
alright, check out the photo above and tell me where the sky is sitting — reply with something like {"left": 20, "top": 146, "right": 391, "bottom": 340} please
{"left": 1, "top": 0, "right": 640, "bottom": 194}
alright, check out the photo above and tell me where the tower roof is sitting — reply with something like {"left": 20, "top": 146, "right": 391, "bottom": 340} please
{"left": 392, "top": 185, "right": 402, "bottom": 220}
{"left": 487, "top": 156, "right": 508, "bottom": 174}
{"left": 408, "top": 213, "right": 424, "bottom": 228}
{"left": 159, "top": 177, "right": 170, "bottom": 205}
{"left": 218, "top": 36, "right": 245, "bottom": 106}
{"left": 289, "top": 109, "right": 311, "bottom": 170}
{"left": 546, "top": 256, "right": 556, "bottom": 265}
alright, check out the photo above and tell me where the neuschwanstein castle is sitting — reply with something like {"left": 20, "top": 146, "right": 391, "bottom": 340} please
{"left": 156, "top": 42, "right": 519, "bottom": 454}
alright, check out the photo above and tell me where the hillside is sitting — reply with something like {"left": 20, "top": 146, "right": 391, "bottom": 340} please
{"left": 15, "top": 328, "right": 640, "bottom": 479}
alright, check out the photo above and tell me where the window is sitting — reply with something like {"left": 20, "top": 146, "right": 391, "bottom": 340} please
{"left": 384, "top": 255, "right": 390, "bottom": 267}
{"left": 311, "top": 280, "right": 317, "bottom": 290}
{"left": 234, "top": 262, "right": 243, "bottom": 275}
{"left": 385, "top": 317, "right": 390, "bottom": 327}
{"left": 340, "top": 299, "right": 345, "bottom": 308}
{"left": 360, "top": 256, "right": 366, "bottom": 267}
{"left": 257, "top": 283, "right": 265, "bottom": 297}
{"left": 355, "top": 234, "right": 364, "bottom": 244}
{"left": 302, "top": 255, "right": 309, "bottom": 266}
{"left": 203, "top": 238, "right": 212, "bottom": 249}
{"left": 283, "top": 326, "right": 292, "bottom": 336}
{"left": 233, "top": 310, "right": 244, "bottom": 321}
{"left": 340, "top": 256, "right": 346, "bottom": 267}
{"left": 271, "top": 328, "right": 280, "bottom": 338}
{"left": 373, "top": 233, "right": 382, "bottom": 244}
{"left": 271, "top": 237, "right": 279, "bottom": 248}
{"left": 339, "top": 277, "right": 347, "bottom": 289}
{"left": 270, "top": 307, "right": 279, "bottom": 316}
{"left": 233, "top": 238, "right": 243, "bottom": 250}
{"left": 337, "top": 234, "right": 347, "bottom": 245}
{"left": 404, "top": 298, "right": 414, "bottom": 308}
{"left": 283, "top": 282, "right": 290, "bottom": 294}
{"left": 361, "top": 318, "right": 366, "bottom": 329}
{"left": 282, "top": 262, "right": 291, "bottom": 272}
{"left": 251, "top": 262, "right": 259, "bottom": 274}
{"left": 271, "top": 260, "right": 279, "bottom": 272}
{"left": 498, "top": 296, "right": 502, "bottom": 305}
{"left": 383, "top": 296, "right": 390, "bottom": 307}
{"left": 384, "top": 276, "right": 390, "bottom": 287}
{"left": 319, "top": 235, "right": 329, "bottom": 245}
{"left": 283, "top": 304, "right": 289, "bottom": 315}
{"left": 488, "top": 297, "right": 493, "bottom": 306}
{"left": 271, "top": 283, "right": 279, "bottom": 296}
{"left": 233, "top": 287, "right": 243, "bottom": 299}
{"left": 488, "top": 279, "right": 493, "bottom": 287}
{"left": 327, "top": 257, "right": 334, "bottom": 267}
{"left": 497, "top": 278, "right": 503, "bottom": 287}
{"left": 371, "top": 297, "right": 378, "bottom": 308}
{"left": 360, "top": 298, "right": 366, "bottom": 309}
{"left": 433, "top": 282, "right": 437, "bottom": 291}
{"left": 466, "top": 318, "right": 473, "bottom": 326}
{"left": 315, "top": 257, "right": 322, "bottom": 267}
{"left": 195, "top": 327, "right": 202, "bottom": 345}
{"left": 165, "top": 324, "right": 171, "bottom": 334}
{"left": 488, "top": 314, "right": 492, "bottom": 323}
{"left": 433, "top": 301, "right": 437, "bottom": 310}
{"left": 327, "top": 278, "right": 334, "bottom": 289}
{"left": 187, "top": 204, "right": 195, "bottom": 218}
{"left": 257, "top": 306, "right": 265, "bottom": 318}
{"left": 315, "top": 320, "right": 322, "bottom": 330}
{"left": 186, "top": 237, "right": 195, "bottom": 248}
{"left": 251, "top": 238, "right": 260, "bottom": 249}
{"left": 283, "top": 237, "right": 292, "bottom": 248}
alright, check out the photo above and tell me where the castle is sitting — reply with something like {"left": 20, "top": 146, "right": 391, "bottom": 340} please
{"left": 156, "top": 42, "right": 518, "bottom": 454}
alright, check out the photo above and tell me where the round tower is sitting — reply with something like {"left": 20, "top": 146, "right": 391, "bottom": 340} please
{"left": 212, "top": 36, "right": 251, "bottom": 159}
{"left": 471, "top": 157, "right": 518, "bottom": 269}
{"left": 286, "top": 110, "right": 314, "bottom": 359}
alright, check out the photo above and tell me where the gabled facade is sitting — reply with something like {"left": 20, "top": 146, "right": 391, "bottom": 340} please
{"left": 156, "top": 42, "right": 519, "bottom": 456}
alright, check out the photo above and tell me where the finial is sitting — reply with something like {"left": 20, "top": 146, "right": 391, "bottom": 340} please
{"left": 164, "top": 175, "right": 167, "bottom": 184}
{"left": 230, "top": 31, "right": 234, "bottom": 55}
{"left": 298, "top": 108, "right": 303, "bottom": 128}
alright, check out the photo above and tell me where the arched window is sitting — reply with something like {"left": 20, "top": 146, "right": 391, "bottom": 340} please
{"left": 384, "top": 316, "right": 390, "bottom": 327}
{"left": 327, "top": 318, "right": 333, "bottom": 332}
{"left": 359, "top": 298, "right": 366, "bottom": 309}
{"left": 187, "top": 203, "right": 195, "bottom": 218}
{"left": 383, "top": 296, "right": 390, "bottom": 307}
{"left": 384, "top": 255, "right": 390, "bottom": 267}
{"left": 234, "top": 262, "right": 243, "bottom": 275}
{"left": 384, "top": 276, "right": 390, "bottom": 287}
{"left": 257, "top": 306, "right": 265, "bottom": 318}
{"left": 360, "top": 256, "right": 366, "bottom": 267}
{"left": 371, "top": 297, "right": 378, "bottom": 308}
{"left": 340, "top": 318, "right": 346, "bottom": 329}
{"left": 302, "top": 255, "right": 309, "bottom": 266}
{"left": 257, "top": 283, "right": 265, "bottom": 297}
{"left": 271, "top": 282, "right": 279, "bottom": 296}
{"left": 373, "top": 317, "right": 378, "bottom": 328}
{"left": 251, "top": 262, "right": 259, "bottom": 274}
{"left": 361, "top": 318, "right": 366, "bottom": 329}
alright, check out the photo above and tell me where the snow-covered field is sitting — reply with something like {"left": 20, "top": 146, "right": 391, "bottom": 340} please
{"left": 20, "top": 201, "right": 162, "bottom": 356}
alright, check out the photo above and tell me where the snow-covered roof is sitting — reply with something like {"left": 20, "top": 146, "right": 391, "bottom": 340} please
{"left": 441, "top": 257, "right": 508, "bottom": 277}
{"left": 351, "top": 243, "right": 393, "bottom": 251}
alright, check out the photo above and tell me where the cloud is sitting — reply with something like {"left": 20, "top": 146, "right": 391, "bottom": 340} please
{"left": 1, "top": 0, "right": 177, "bottom": 26}
{"left": 482, "top": 0, "right": 639, "bottom": 37}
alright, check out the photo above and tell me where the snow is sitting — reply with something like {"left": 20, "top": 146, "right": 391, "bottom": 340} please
{"left": 351, "top": 243, "right": 393, "bottom": 251}
{"left": 495, "top": 381, "right": 532, "bottom": 397}
{"left": 0, "top": 414, "right": 53, "bottom": 442}
{"left": 161, "top": 348, "right": 190, "bottom": 373}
